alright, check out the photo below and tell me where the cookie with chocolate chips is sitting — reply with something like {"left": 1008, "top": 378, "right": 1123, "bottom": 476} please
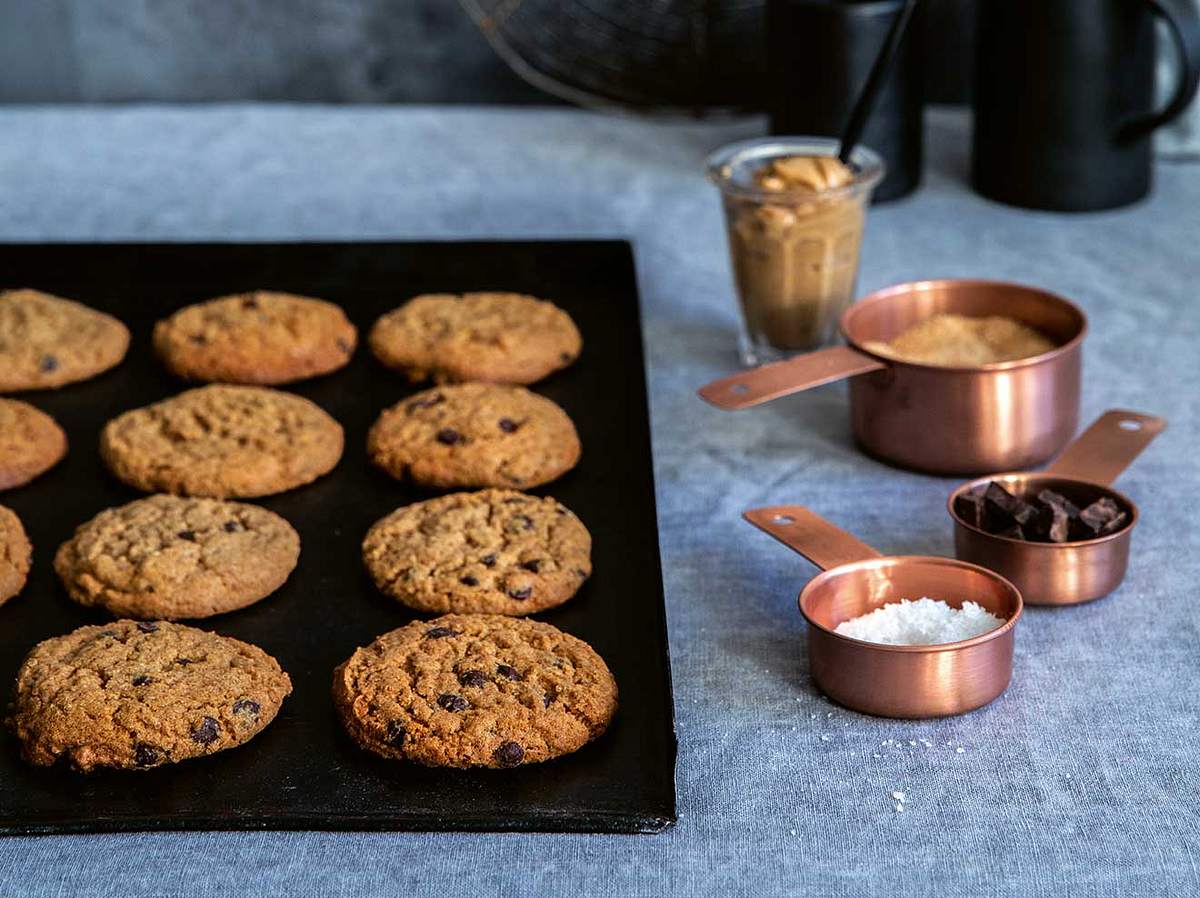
{"left": 0, "top": 398, "right": 68, "bottom": 490}
{"left": 0, "top": 288, "right": 130, "bottom": 392}
{"left": 0, "top": 504, "right": 32, "bottom": 607}
{"left": 153, "top": 290, "right": 357, "bottom": 385}
{"left": 332, "top": 614, "right": 617, "bottom": 768}
{"left": 363, "top": 489, "right": 591, "bottom": 615}
{"left": 368, "top": 292, "right": 581, "bottom": 385}
{"left": 366, "top": 383, "right": 580, "bottom": 489}
{"left": 8, "top": 620, "right": 292, "bottom": 772}
{"left": 100, "top": 384, "right": 344, "bottom": 498}
{"left": 55, "top": 494, "right": 300, "bottom": 619}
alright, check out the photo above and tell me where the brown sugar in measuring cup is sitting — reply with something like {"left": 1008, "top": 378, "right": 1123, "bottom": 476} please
{"left": 745, "top": 505, "right": 1022, "bottom": 718}
{"left": 700, "top": 279, "right": 1086, "bottom": 476}
{"left": 948, "top": 410, "right": 1166, "bottom": 606}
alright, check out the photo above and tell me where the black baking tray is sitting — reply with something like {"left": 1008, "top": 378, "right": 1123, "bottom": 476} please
{"left": 0, "top": 241, "right": 676, "bottom": 834}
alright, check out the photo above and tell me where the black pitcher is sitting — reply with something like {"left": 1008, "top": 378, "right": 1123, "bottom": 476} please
{"left": 973, "top": 0, "right": 1200, "bottom": 211}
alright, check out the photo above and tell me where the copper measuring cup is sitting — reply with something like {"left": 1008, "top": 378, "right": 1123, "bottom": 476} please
{"left": 948, "top": 409, "right": 1166, "bottom": 606}
{"left": 745, "top": 505, "right": 1022, "bottom": 718}
{"left": 700, "top": 279, "right": 1087, "bottom": 475}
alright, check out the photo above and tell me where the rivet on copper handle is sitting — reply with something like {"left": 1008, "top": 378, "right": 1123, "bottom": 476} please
{"left": 743, "top": 505, "right": 883, "bottom": 571}
{"left": 699, "top": 346, "right": 887, "bottom": 410}
{"left": 1044, "top": 409, "right": 1167, "bottom": 486}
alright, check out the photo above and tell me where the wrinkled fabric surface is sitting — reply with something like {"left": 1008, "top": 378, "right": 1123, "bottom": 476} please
{"left": 0, "top": 106, "right": 1196, "bottom": 897}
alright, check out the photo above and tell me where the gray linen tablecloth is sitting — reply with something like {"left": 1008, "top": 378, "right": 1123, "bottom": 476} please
{"left": 0, "top": 106, "right": 1196, "bottom": 897}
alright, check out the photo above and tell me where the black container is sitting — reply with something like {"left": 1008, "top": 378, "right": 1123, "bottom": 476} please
{"left": 767, "top": 0, "right": 924, "bottom": 202}
{"left": 973, "top": 0, "right": 1200, "bottom": 212}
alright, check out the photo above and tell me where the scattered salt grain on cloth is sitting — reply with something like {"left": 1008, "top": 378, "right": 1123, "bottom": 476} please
{"left": 834, "top": 598, "right": 1004, "bottom": 645}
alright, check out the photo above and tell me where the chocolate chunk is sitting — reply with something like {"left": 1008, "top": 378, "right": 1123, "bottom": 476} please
{"left": 574, "top": 568, "right": 588, "bottom": 578}
{"left": 982, "top": 482, "right": 1038, "bottom": 533}
{"left": 191, "top": 716, "right": 220, "bottom": 745}
{"left": 136, "top": 621, "right": 158, "bottom": 633}
{"left": 498, "top": 418, "right": 520, "bottom": 433}
{"left": 1080, "top": 497, "right": 1128, "bottom": 536}
{"left": 955, "top": 491, "right": 987, "bottom": 529}
{"left": 496, "top": 663, "right": 522, "bottom": 681}
{"left": 560, "top": 351, "right": 573, "bottom": 362}
{"left": 175, "top": 657, "right": 193, "bottom": 666}
{"left": 493, "top": 741, "right": 525, "bottom": 767}
{"left": 232, "top": 698, "right": 260, "bottom": 719}
{"left": 242, "top": 296, "right": 259, "bottom": 310}
{"left": 436, "top": 428, "right": 462, "bottom": 445}
{"left": 437, "top": 693, "right": 469, "bottom": 712}
{"left": 508, "top": 586, "right": 532, "bottom": 600}
{"left": 38, "top": 355, "right": 58, "bottom": 372}
{"left": 542, "top": 691, "right": 555, "bottom": 708}
{"left": 460, "top": 574, "right": 479, "bottom": 586}
{"left": 997, "top": 524, "right": 1025, "bottom": 540}
{"left": 177, "top": 530, "right": 196, "bottom": 541}
{"left": 1032, "top": 489, "right": 1080, "bottom": 543}
{"left": 520, "top": 559, "right": 541, "bottom": 573}
{"left": 189, "top": 333, "right": 207, "bottom": 345}
{"left": 385, "top": 720, "right": 407, "bottom": 747}
{"left": 406, "top": 394, "right": 445, "bottom": 415}
{"left": 133, "top": 744, "right": 160, "bottom": 767}
{"left": 132, "top": 675, "right": 152, "bottom": 686}
{"left": 480, "top": 553, "right": 497, "bottom": 567}
{"left": 509, "top": 514, "right": 534, "bottom": 532}
{"left": 425, "top": 626, "right": 459, "bottom": 639}
{"left": 337, "top": 338, "right": 352, "bottom": 354}
{"left": 458, "top": 669, "right": 487, "bottom": 688}
{"left": 223, "top": 520, "right": 241, "bottom": 533}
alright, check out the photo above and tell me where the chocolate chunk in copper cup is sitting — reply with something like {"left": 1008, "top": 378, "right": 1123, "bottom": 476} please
{"left": 700, "top": 280, "right": 1086, "bottom": 476}
{"left": 745, "top": 505, "right": 1022, "bottom": 719}
{"left": 948, "top": 410, "right": 1166, "bottom": 606}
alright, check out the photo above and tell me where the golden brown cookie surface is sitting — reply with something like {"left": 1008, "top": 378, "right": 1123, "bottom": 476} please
{"left": 100, "top": 385, "right": 343, "bottom": 498}
{"left": 9, "top": 620, "right": 292, "bottom": 772}
{"left": 0, "top": 504, "right": 32, "bottom": 606}
{"left": 154, "top": 291, "right": 357, "bottom": 385}
{"left": 55, "top": 495, "right": 300, "bottom": 619}
{"left": 0, "top": 289, "right": 129, "bottom": 392}
{"left": 368, "top": 292, "right": 581, "bottom": 385}
{"left": 367, "top": 383, "right": 580, "bottom": 489}
{"left": 333, "top": 614, "right": 617, "bottom": 768}
{"left": 0, "top": 398, "right": 68, "bottom": 490}
{"left": 363, "top": 490, "right": 591, "bottom": 615}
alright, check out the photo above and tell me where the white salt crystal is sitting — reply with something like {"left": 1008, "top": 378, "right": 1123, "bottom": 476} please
{"left": 820, "top": 735, "right": 831, "bottom": 742}
{"left": 891, "top": 790, "right": 906, "bottom": 801}
{"left": 894, "top": 802, "right": 905, "bottom": 813}
{"left": 956, "top": 746, "right": 965, "bottom": 754}
{"left": 833, "top": 598, "right": 1004, "bottom": 646}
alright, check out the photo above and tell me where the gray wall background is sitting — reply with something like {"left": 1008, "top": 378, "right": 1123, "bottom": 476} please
{"left": 0, "top": 0, "right": 551, "bottom": 103}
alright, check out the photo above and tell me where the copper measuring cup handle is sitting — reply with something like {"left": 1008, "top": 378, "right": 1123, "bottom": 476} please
{"left": 743, "top": 505, "right": 882, "bottom": 571}
{"left": 1043, "top": 409, "right": 1168, "bottom": 485}
{"left": 698, "top": 346, "right": 887, "bottom": 410}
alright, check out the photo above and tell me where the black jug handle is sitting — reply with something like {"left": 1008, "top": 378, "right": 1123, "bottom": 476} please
{"left": 1118, "top": 0, "right": 1200, "bottom": 141}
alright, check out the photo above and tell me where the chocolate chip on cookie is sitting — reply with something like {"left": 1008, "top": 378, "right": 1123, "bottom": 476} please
{"left": 332, "top": 614, "right": 617, "bottom": 768}
{"left": 8, "top": 620, "right": 292, "bottom": 772}
{"left": 54, "top": 494, "right": 300, "bottom": 619}
{"left": 368, "top": 292, "right": 581, "bottom": 385}
{"left": 367, "top": 383, "right": 580, "bottom": 489}
{"left": 0, "top": 398, "right": 68, "bottom": 490}
{"left": 100, "top": 384, "right": 343, "bottom": 498}
{"left": 153, "top": 291, "right": 358, "bottom": 385}
{"left": 0, "top": 289, "right": 130, "bottom": 392}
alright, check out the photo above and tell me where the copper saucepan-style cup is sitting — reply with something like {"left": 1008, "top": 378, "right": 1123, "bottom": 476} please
{"left": 949, "top": 409, "right": 1166, "bottom": 606}
{"left": 701, "top": 280, "right": 1087, "bottom": 476}
{"left": 745, "top": 505, "right": 1022, "bottom": 718}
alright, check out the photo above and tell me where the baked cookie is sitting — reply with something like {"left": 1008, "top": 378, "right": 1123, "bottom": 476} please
{"left": 363, "top": 490, "right": 591, "bottom": 615}
{"left": 0, "top": 504, "right": 32, "bottom": 607}
{"left": 9, "top": 620, "right": 291, "bottom": 772}
{"left": 0, "top": 288, "right": 129, "bottom": 392}
{"left": 55, "top": 494, "right": 300, "bottom": 620}
{"left": 0, "top": 399, "right": 68, "bottom": 490}
{"left": 333, "top": 614, "right": 617, "bottom": 768}
{"left": 367, "top": 383, "right": 580, "bottom": 489}
{"left": 154, "top": 291, "right": 357, "bottom": 385}
{"left": 100, "top": 384, "right": 343, "bottom": 498}
{"left": 368, "top": 292, "right": 581, "bottom": 384}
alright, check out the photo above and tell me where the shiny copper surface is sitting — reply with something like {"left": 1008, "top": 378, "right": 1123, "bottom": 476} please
{"left": 745, "top": 505, "right": 1022, "bottom": 719}
{"left": 700, "top": 279, "right": 1086, "bottom": 475}
{"left": 949, "top": 410, "right": 1167, "bottom": 606}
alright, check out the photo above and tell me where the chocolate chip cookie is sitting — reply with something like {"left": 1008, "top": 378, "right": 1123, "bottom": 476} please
{"left": 154, "top": 290, "right": 358, "bottom": 385}
{"left": 0, "top": 398, "right": 68, "bottom": 490}
{"left": 0, "top": 288, "right": 130, "bottom": 392}
{"left": 363, "top": 490, "right": 591, "bottom": 615}
{"left": 368, "top": 292, "right": 582, "bottom": 384}
{"left": 100, "top": 384, "right": 344, "bottom": 498}
{"left": 333, "top": 614, "right": 617, "bottom": 768}
{"left": 0, "top": 504, "right": 32, "bottom": 607}
{"left": 9, "top": 620, "right": 292, "bottom": 772}
{"left": 367, "top": 383, "right": 580, "bottom": 489}
{"left": 55, "top": 494, "right": 300, "bottom": 620}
